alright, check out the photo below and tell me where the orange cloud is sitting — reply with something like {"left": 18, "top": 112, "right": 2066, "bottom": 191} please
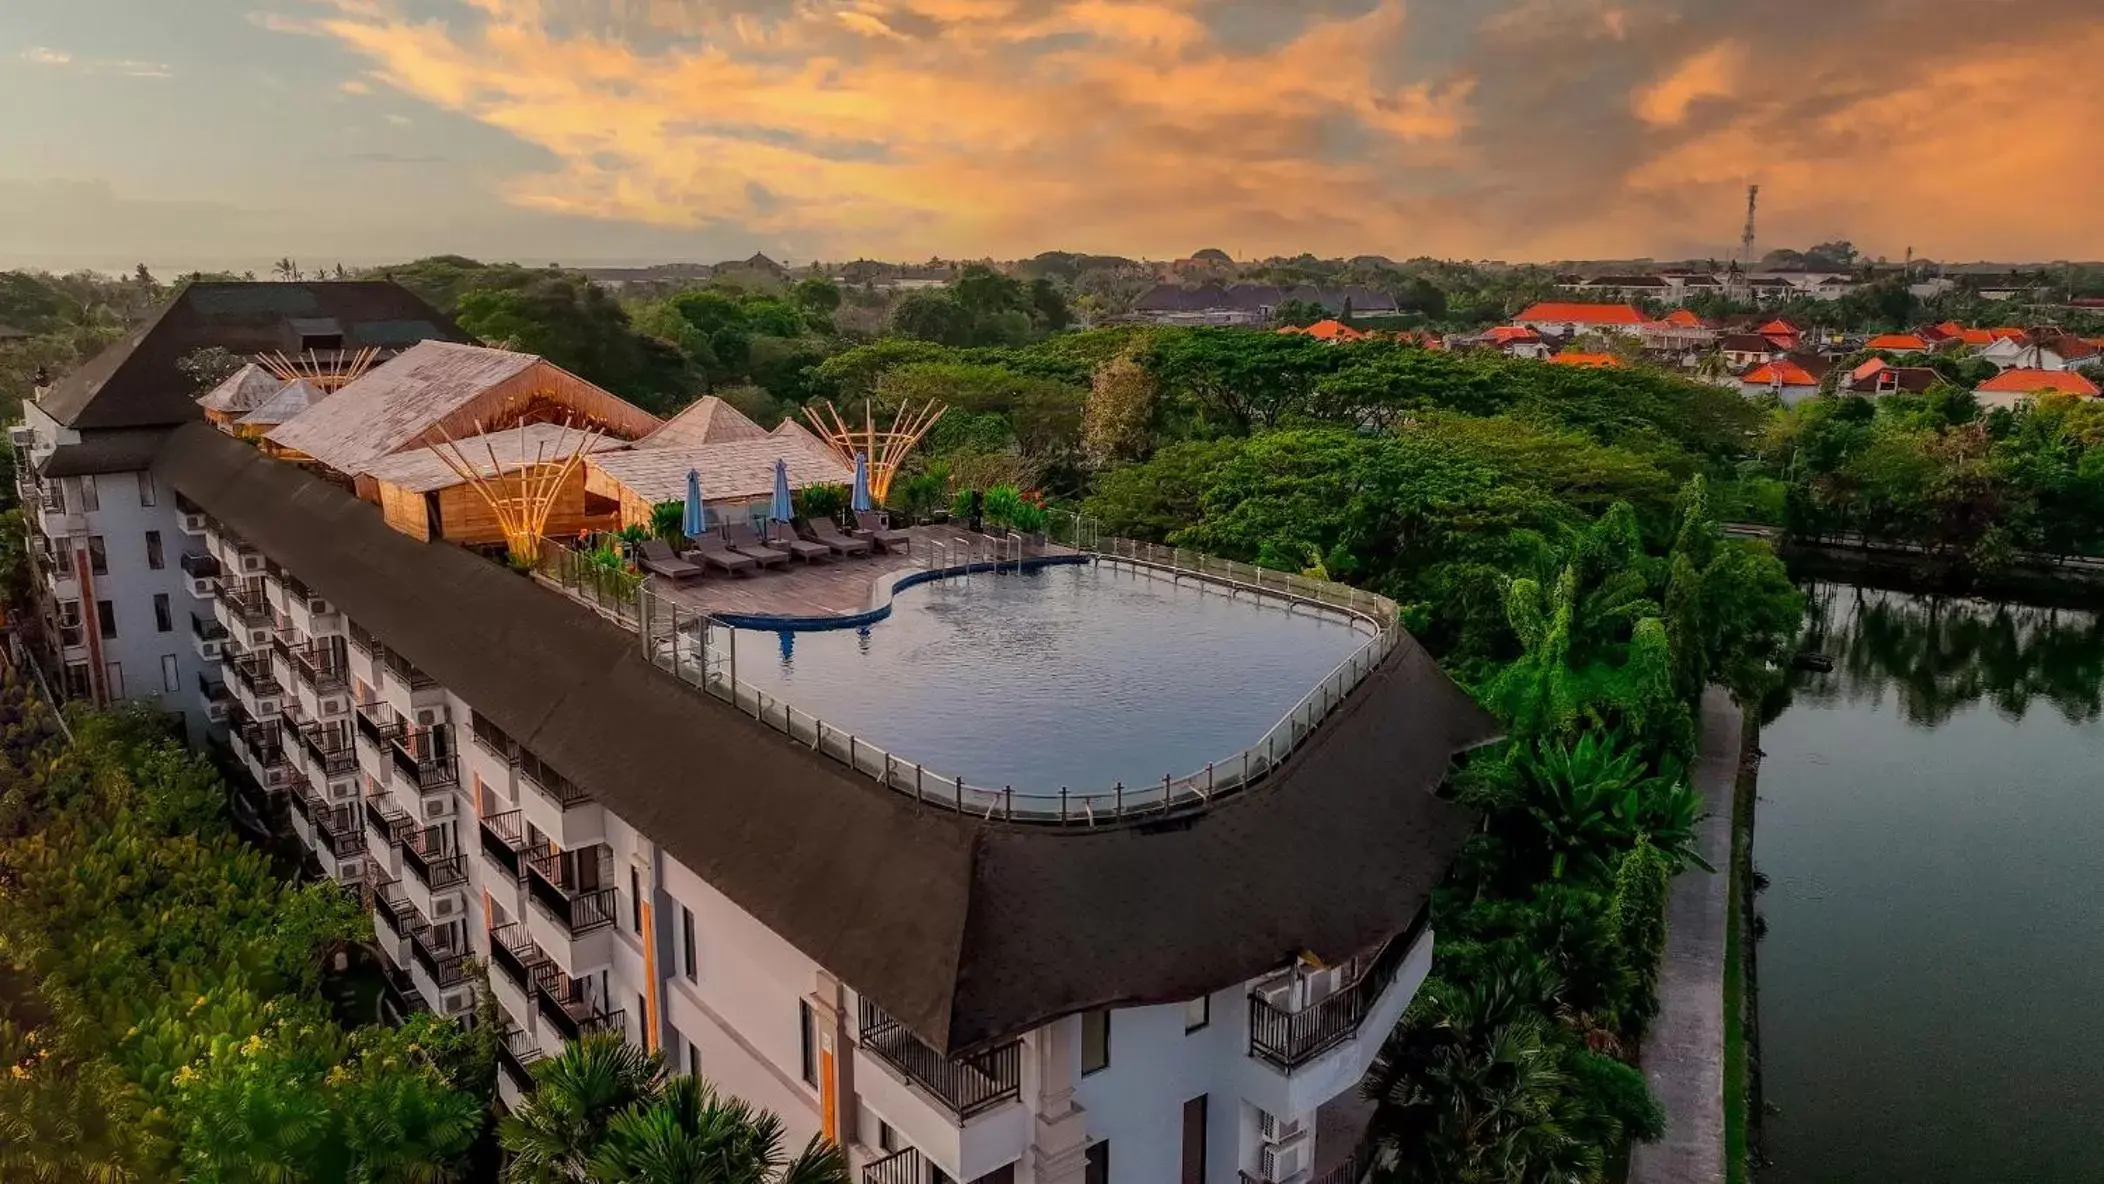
{"left": 284, "top": 0, "right": 2104, "bottom": 260}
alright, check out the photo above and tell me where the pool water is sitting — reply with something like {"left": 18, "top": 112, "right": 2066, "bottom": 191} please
{"left": 730, "top": 563, "right": 1369, "bottom": 791}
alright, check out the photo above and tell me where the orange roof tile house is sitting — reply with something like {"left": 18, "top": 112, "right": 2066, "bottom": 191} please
{"left": 1548, "top": 352, "right": 1622, "bottom": 369}
{"left": 1512, "top": 302, "right": 1648, "bottom": 337}
{"left": 1975, "top": 368, "right": 2100, "bottom": 409}
{"left": 1739, "top": 359, "right": 1824, "bottom": 406}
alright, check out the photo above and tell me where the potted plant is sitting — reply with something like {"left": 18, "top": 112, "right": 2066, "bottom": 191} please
{"left": 982, "top": 485, "right": 1024, "bottom": 533}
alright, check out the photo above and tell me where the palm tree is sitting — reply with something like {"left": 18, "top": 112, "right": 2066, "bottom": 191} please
{"left": 345, "top": 1072, "right": 484, "bottom": 1184}
{"left": 500, "top": 1032, "right": 665, "bottom": 1183}
{"left": 586, "top": 1076, "right": 848, "bottom": 1184}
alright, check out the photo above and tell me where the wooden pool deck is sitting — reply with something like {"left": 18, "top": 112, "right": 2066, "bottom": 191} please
{"left": 647, "top": 525, "right": 1077, "bottom": 621}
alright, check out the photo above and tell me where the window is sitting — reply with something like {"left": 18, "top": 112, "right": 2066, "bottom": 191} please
{"left": 145, "top": 530, "right": 164, "bottom": 570}
{"left": 77, "top": 475, "right": 98, "bottom": 513}
{"left": 1084, "top": 1140, "right": 1109, "bottom": 1184}
{"left": 798, "top": 1000, "right": 817, "bottom": 1086}
{"left": 636, "top": 993, "right": 648, "bottom": 1043}
{"left": 63, "top": 663, "right": 89, "bottom": 699}
{"left": 96, "top": 600, "right": 117, "bottom": 639}
{"left": 153, "top": 593, "right": 172, "bottom": 633}
{"left": 877, "top": 1121, "right": 897, "bottom": 1154}
{"left": 87, "top": 535, "right": 107, "bottom": 576}
{"left": 686, "top": 1035, "right": 700, "bottom": 1079}
{"left": 681, "top": 907, "right": 697, "bottom": 980}
{"left": 136, "top": 471, "right": 156, "bottom": 507}
{"left": 1180, "top": 1096, "right": 1207, "bottom": 1184}
{"left": 160, "top": 654, "right": 179, "bottom": 693}
{"left": 1081, "top": 1009, "right": 1110, "bottom": 1075}
{"left": 104, "top": 662, "right": 123, "bottom": 699}
{"left": 1183, "top": 994, "right": 1209, "bottom": 1033}
{"left": 630, "top": 867, "right": 643, "bottom": 934}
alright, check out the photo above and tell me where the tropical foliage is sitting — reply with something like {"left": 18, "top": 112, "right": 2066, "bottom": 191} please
{"left": 0, "top": 678, "right": 490, "bottom": 1179}
{"left": 502, "top": 1032, "right": 846, "bottom": 1184}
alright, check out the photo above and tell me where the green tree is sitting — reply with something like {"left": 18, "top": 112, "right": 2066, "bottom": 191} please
{"left": 587, "top": 1076, "right": 848, "bottom": 1184}
{"left": 501, "top": 1032, "right": 664, "bottom": 1182}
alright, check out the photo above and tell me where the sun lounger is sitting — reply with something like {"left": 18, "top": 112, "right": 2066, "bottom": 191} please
{"left": 807, "top": 517, "right": 873, "bottom": 557}
{"left": 638, "top": 539, "right": 705, "bottom": 583}
{"left": 854, "top": 510, "right": 912, "bottom": 554}
{"left": 766, "top": 524, "right": 832, "bottom": 564}
{"left": 684, "top": 536, "right": 760, "bottom": 577}
{"left": 722, "top": 522, "right": 793, "bottom": 567}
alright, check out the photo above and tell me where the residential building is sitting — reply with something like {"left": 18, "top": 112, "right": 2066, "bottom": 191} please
{"left": 1844, "top": 359, "right": 1942, "bottom": 396}
{"left": 115, "top": 339, "right": 1496, "bottom": 1184}
{"left": 1863, "top": 332, "right": 1932, "bottom": 355}
{"left": 1738, "top": 358, "right": 1825, "bottom": 406}
{"left": 1975, "top": 368, "right": 2101, "bottom": 410}
{"left": 1717, "top": 334, "right": 1782, "bottom": 371}
{"left": 1547, "top": 352, "right": 1621, "bottom": 369}
{"left": 1130, "top": 285, "right": 1399, "bottom": 326}
{"left": 11, "top": 281, "right": 467, "bottom": 740}
{"left": 1510, "top": 302, "right": 1647, "bottom": 338}
{"left": 1474, "top": 325, "right": 1553, "bottom": 360}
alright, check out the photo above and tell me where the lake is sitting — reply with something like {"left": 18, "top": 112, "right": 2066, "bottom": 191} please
{"left": 1756, "top": 581, "right": 2104, "bottom": 1182}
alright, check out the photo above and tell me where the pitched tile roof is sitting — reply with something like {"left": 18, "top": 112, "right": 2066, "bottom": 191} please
{"left": 361, "top": 422, "right": 624, "bottom": 493}
{"left": 1514, "top": 302, "right": 1646, "bottom": 325}
{"left": 1663, "top": 308, "right": 1707, "bottom": 328}
{"left": 1485, "top": 325, "right": 1543, "bottom": 344}
{"left": 587, "top": 424, "right": 852, "bottom": 506}
{"left": 1743, "top": 360, "right": 1822, "bottom": 387}
{"left": 1548, "top": 352, "right": 1622, "bottom": 368}
{"left": 38, "top": 281, "right": 463, "bottom": 431}
{"left": 1300, "top": 319, "right": 1367, "bottom": 341}
{"left": 1847, "top": 366, "right": 1941, "bottom": 395}
{"left": 1865, "top": 333, "right": 1930, "bottom": 352}
{"left": 1977, "top": 369, "right": 2101, "bottom": 396}
{"left": 265, "top": 341, "right": 541, "bottom": 474}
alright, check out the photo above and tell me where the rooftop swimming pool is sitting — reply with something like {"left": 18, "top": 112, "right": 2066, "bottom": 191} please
{"left": 727, "top": 561, "right": 1372, "bottom": 793}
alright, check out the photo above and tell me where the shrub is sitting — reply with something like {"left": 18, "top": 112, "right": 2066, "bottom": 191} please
{"left": 797, "top": 483, "right": 848, "bottom": 523}
{"left": 983, "top": 485, "right": 1024, "bottom": 529}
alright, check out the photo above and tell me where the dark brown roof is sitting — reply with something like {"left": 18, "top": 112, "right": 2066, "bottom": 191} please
{"left": 37, "top": 428, "right": 173, "bottom": 478}
{"left": 40, "top": 282, "right": 466, "bottom": 432}
{"left": 153, "top": 423, "right": 1496, "bottom": 1053}
{"left": 1847, "top": 366, "right": 1941, "bottom": 395}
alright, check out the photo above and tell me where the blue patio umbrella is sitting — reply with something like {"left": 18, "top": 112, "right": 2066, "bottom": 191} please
{"left": 851, "top": 452, "right": 873, "bottom": 513}
{"left": 770, "top": 458, "right": 795, "bottom": 523}
{"left": 682, "top": 468, "right": 707, "bottom": 538}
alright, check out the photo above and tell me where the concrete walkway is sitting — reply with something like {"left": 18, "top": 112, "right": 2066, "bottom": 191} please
{"left": 1629, "top": 686, "right": 1742, "bottom": 1184}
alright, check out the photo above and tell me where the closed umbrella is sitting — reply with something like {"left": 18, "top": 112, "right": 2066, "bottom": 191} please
{"left": 770, "top": 458, "right": 795, "bottom": 523}
{"left": 683, "top": 468, "right": 707, "bottom": 538}
{"left": 851, "top": 452, "right": 873, "bottom": 514}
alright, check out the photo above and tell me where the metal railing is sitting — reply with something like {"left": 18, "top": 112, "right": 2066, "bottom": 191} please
{"left": 489, "top": 922, "right": 548, "bottom": 991}
{"left": 363, "top": 864, "right": 409, "bottom": 935}
{"left": 525, "top": 845, "right": 618, "bottom": 935}
{"left": 531, "top": 963, "right": 623, "bottom": 1040}
{"left": 498, "top": 1025, "right": 546, "bottom": 1093}
{"left": 471, "top": 710, "right": 517, "bottom": 763}
{"left": 533, "top": 516, "right": 1398, "bottom": 827}
{"left": 220, "top": 579, "right": 272, "bottom": 625}
{"left": 191, "top": 611, "right": 227, "bottom": 644}
{"left": 298, "top": 721, "right": 358, "bottom": 778}
{"left": 180, "top": 551, "right": 220, "bottom": 579}
{"left": 1247, "top": 907, "right": 1429, "bottom": 1072}
{"left": 312, "top": 800, "right": 365, "bottom": 859}
{"left": 479, "top": 810, "right": 530, "bottom": 879}
{"left": 518, "top": 750, "right": 589, "bottom": 807}
{"left": 380, "top": 645, "right": 438, "bottom": 691}
{"left": 863, "top": 1148, "right": 926, "bottom": 1184}
{"left": 390, "top": 726, "right": 460, "bottom": 791}
{"left": 287, "top": 643, "right": 349, "bottom": 694}
{"left": 408, "top": 924, "right": 473, "bottom": 989}
{"left": 402, "top": 827, "right": 467, "bottom": 890}
{"left": 363, "top": 787, "right": 415, "bottom": 849}
{"left": 857, "top": 997, "right": 1021, "bottom": 1118}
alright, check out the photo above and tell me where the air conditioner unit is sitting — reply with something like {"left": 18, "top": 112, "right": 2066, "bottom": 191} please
{"left": 433, "top": 897, "right": 457, "bottom": 917}
{"left": 308, "top": 597, "right": 330, "bottom": 615}
{"left": 1256, "top": 980, "right": 1295, "bottom": 1011}
{"left": 1257, "top": 1109, "right": 1306, "bottom": 1145}
{"left": 1259, "top": 1140, "right": 1310, "bottom": 1182}
{"left": 323, "top": 698, "right": 343, "bottom": 715}
{"left": 423, "top": 800, "right": 446, "bottom": 818}
{"left": 416, "top": 709, "right": 438, "bottom": 726}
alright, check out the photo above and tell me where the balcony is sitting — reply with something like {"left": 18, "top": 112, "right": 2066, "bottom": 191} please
{"left": 863, "top": 1148, "right": 926, "bottom": 1184}
{"left": 380, "top": 645, "right": 437, "bottom": 692}
{"left": 347, "top": 622, "right": 375, "bottom": 657}
{"left": 488, "top": 922, "right": 549, "bottom": 993}
{"left": 518, "top": 750, "right": 588, "bottom": 808}
{"left": 180, "top": 551, "right": 220, "bottom": 579}
{"left": 402, "top": 827, "right": 468, "bottom": 892}
{"left": 857, "top": 998, "right": 1021, "bottom": 1119}
{"left": 228, "top": 651, "right": 283, "bottom": 700}
{"left": 176, "top": 494, "right": 208, "bottom": 536}
{"left": 219, "top": 580, "right": 272, "bottom": 626}
{"left": 312, "top": 800, "right": 365, "bottom": 860}
{"left": 1248, "top": 909, "right": 1431, "bottom": 1075}
{"left": 364, "top": 865, "right": 411, "bottom": 938}
{"left": 531, "top": 962, "right": 622, "bottom": 1041}
{"left": 354, "top": 699, "right": 395, "bottom": 750}
{"left": 471, "top": 710, "right": 517, "bottom": 763}
{"left": 408, "top": 922, "right": 473, "bottom": 990}
{"left": 191, "top": 611, "right": 228, "bottom": 660}
{"left": 479, "top": 810, "right": 530, "bottom": 881}
{"left": 391, "top": 726, "right": 459, "bottom": 792}
{"left": 498, "top": 1025, "right": 546, "bottom": 1097}
{"left": 297, "top": 722, "right": 359, "bottom": 779}
{"left": 524, "top": 844, "right": 617, "bottom": 937}
{"left": 363, "top": 788, "right": 415, "bottom": 853}
{"left": 288, "top": 644, "right": 349, "bottom": 695}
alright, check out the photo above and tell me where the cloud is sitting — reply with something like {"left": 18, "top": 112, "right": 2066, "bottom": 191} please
{"left": 268, "top": 0, "right": 2104, "bottom": 260}
{"left": 347, "top": 151, "right": 449, "bottom": 163}
{"left": 340, "top": 78, "right": 372, "bottom": 94}
{"left": 383, "top": 112, "right": 412, "bottom": 125}
{"left": 19, "top": 45, "right": 170, "bottom": 78}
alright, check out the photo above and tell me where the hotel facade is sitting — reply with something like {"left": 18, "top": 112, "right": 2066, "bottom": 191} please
{"left": 18, "top": 283, "right": 1497, "bottom": 1184}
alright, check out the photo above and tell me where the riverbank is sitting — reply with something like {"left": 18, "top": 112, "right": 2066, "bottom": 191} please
{"left": 1628, "top": 687, "right": 1743, "bottom": 1184}
{"left": 1724, "top": 710, "right": 1762, "bottom": 1184}
{"left": 1725, "top": 523, "right": 2104, "bottom": 607}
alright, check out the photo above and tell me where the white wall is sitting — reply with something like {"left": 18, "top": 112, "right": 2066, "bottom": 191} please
{"left": 1068, "top": 990, "right": 1259, "bottom": 1184}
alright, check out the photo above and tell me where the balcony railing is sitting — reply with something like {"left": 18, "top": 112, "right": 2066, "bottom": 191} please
{"left": 863, "top": 1148, "right": 926, "bottom": 1184}
{"left": 347, "top": 622, "right": 375, "bottom": 657}
{"left": 857, "top": 998, "right": 1021, "bottom": 1118}
{"left": 489, "top": 922, "right": 549, "bottom": 992}
{"left": 220, "top": 580, "right": 272, "bottom": 625}
{"left": 191, "top": 611, "right": 227, "bottom": 644}
{"left": 180, "top": 551, "right": 220, "bottom": 579}
{"left": 518, "top": 750, "right": 589, "bottom": 808}
{"left": 391, "top": 726, "right": 459, "bottom": 791}
{"left": 531, "top": 963, "right": 622, "bottom": 1040}
{"left": 380, "top": 645, "right": 437, "bottom": 691}
{"left": 313, "top": 801, "right": 365, "bottom": 859}
{"left": 353, "top": 699, "right": 393, "bottom": 749}
{"left": 402, "top": 828, "right": 468, "bottom": 891}
{"left": 288, "top": 643, "right": 349, "bottom": 694}
{"left": 1248, "top": 908, "right": 1428, "bottom": 1073}
{"left": 363, "top": 789, "right": 415, "bottom": 851}
{"left": 480, "top": 810, "right": 530, "bottom": 880}
{"left": 525, "top": 845, "right": 618, "bottom": 936}
{"left": 1242, "top": 1152, "right": 1365, "bottom": 1184}
{"left": 230, "top": 651, "right": 283, "bottom": 699}
{"left": 298, "top": 722, "right": 359, "bottom": 778}
{"left": 498, "top": 1025, "right": 545, "bottom": 1094}
{"left": 197, "top": 671, "right": 230, "bottom": 703}
{"left": 470, "top": 710, "right": 517, "bottom": 763}
{"left": 364, "top": 865, "right": 409, "bottom": 935}
{"left": 408, "top": 923, "right": 473, "bottom": 989}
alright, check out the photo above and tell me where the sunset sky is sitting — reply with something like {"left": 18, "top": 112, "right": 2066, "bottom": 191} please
{"left": 4, "top": 0, "right": 2101, "bottom": 272}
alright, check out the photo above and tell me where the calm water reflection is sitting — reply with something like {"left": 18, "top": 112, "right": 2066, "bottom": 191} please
{"left": 1758, "top": 582, "right": 2104, "bottom": 1183}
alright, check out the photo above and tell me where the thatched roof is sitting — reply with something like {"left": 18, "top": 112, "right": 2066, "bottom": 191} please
{"left": 637, "top": 396, "right": 769, "bottom": 449}
{"left": 196, "top": 364, "right": 286, "bottom": 415}
{"left": 362, "top": 423, "right": 623, "bottom": 494}
{"left": 589, "top": 427, "right": 850, "bottom": 505}
{"left": 265, "top": 341, "right": 540, "bottom": 474}
{"left": 237, "top": 378, "right": 326, "bottom": 428}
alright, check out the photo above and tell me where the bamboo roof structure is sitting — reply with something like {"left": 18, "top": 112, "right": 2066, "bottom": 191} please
{"left": 803, "top": 398, "right": 946, "bottom": 504}
{"left": 429, "top": 418, "right": 604, "bottom": 567}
